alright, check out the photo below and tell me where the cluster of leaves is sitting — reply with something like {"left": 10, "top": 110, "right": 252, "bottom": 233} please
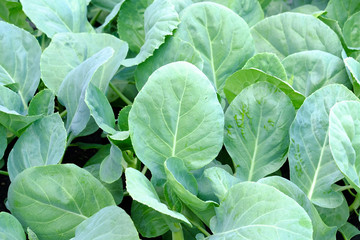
{"left": 1, "top": 0, "right": 360, "bottom": 239}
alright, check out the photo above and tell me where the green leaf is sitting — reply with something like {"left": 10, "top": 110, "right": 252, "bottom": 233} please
{"left": 0, "top": 21, "right": 41, "bottom": 107}
{"left": 100, "top": 143, "right": 123, "bottom": 184}
{"left": 117, "top": 105, "right": 131, "bottom": 131}
{"left": 325, "top": 0, "right": 360, "bottom": 27}
{"left": 315, "top": 194, "right": 349, "bottom": 228}
{"left": 129, "top": 62, "right": 224, "bottom": 181}
{"left": 243, "top": 52, "right": 288, "bottom": 81}
{"left": 258, "top": 176, "right": 337, "bottom": 240}
{"left": 117, "top": 0, "right": 153, "bottom": 53}
{"left": 203, "top": 0, "right": 264, "bottom": 27}
{"left": 339, "top": 222, "right": 360, "bottom": 240}
{"left": 282, "top": 50, "right": 351, "bottom": 96}
{"left": 27, "top": 228, "right": 38, "bottom": 240}
{"left": 344, "top": 57, "right": 360, "bottom": 97}
{"left": 7, "top": 164, "right": 116, "bottom": 240}
{"left": 0, "top": 1, "right": 32, "bottom": 31}
{"left": 71, "top": 206, "right": 140, "bottom": 240}
{"left": 121, "top": 0, "right": 180, "bottom": 67}
{"left": 251, "top": 12, "right": 343, "bottom": 59}
{"left": 164, "top": 158, "right": 217, "bottom": 226}
{"left": 343, "top": 11, "right": 360, "bottom": 50}
{"left": 0, "top": 125, "right": 7, "bottom": 160}
{"left": 85, "top": 83, "right": 116, "bottom": 134}
{"left": 175, "top": 2, "right": 255, "bottom": 91}
{"left": 288, "top": 84, "right": 358, "bottom": 208}
{"left": 208, "top": 182, "right": 313, "bottom": 240}
{"left": 19, "top": 0, "right": 93, "bottom": 37}
{"left": 224, "top": 82, "right": 295, "bottom": 181}
{"left": 58, "top": 47, "right": 114, "bottom": 136}
{"left": 41, "top": 32, "right": 128, "bottom": 94}
{"left": 203, "top": 167, "right": 241, "bottom": 202}
{"left": 329, "top": 100, "right": 360, "bottom": 192}
{"left": 0, "top": 212, "right": 26, "bottom": 240}
{"left": 7, "top": 114, "right": 66, "bottom": 181}
{"left": 91, "top": 0, "right": 123, "bottom": 11}
{"left": 96, "top": 1, "right": 125, "bottom": 33}
{"left": 125, "top": 168, "right": 191, "bottom": 225}
{"left": 135, "top": 36, "right": 204, "bottom": 90}
{"left": 84, "top": 163, "right": 123, "bottom": 205}
{"left": 131, "top": 201, "right": 170, "bottom": 238}
{"left": 224, "top": 68, "right": 305, "bottom": 109}
{"left": 28, "top": 89, "right": 55, "bottom": 116}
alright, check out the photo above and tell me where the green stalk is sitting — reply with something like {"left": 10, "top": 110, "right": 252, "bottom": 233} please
{"left": 0, "top": 170, "right": 9, "bottom": 176}
{"left": 171, "top": 223, "right": 184, "bottom": 240}
{"left": 109, "top": 82, "right": 132, "bottom": 105}
{"left": 59, "top": 109, "right": 67, "bottom": 118}
{"left": 349, "top": 193, "right": 360, "bottom": 213}
{"left": 90, "top": 9, "right": 102, "bottom": 26}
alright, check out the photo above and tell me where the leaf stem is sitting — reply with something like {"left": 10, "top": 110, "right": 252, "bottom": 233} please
{"left": 109, "top": 82, "right": 132, "bottom": 105}
{"left": 336, "top": 185, "right": 354, "bottom": 192}
{"left": 349, "top": 193, "right": 360, "bottom": 213}
{"left": 171, "top": 223, "right": 184, "bottom": 240}
{"left": 90, "top": 9, "right": 102, "bottom": 26}
{"left": 141, "top": 165, "right": 148, "bottom": 175}
{"left": 59, "top": 110, "right": 67, "bottom": 118}
{"left": 188, "top": 219, "right": 211, "bottom": 237}
{"left": 0, "top": 170, "right": 9, "bottom": 176}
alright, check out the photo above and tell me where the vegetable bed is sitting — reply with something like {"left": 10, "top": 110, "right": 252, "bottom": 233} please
{"left": 1, "top": 0, "right": 360, "bottom": 239}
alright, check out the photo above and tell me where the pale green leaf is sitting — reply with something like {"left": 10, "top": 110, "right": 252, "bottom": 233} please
{"left": 339, "top": 222, "right": 360, "bottom": 240}
{"left": 7, "top": 164, "right": 116, "bottom": 240}
{"left": 282, "top": 50, "right": 351, "bottom": 96}
{"left": 8, "top": 114, "right": 66, "bottom": 181}
{"left": 251, "top": 12, "right": 343, "bottom": 59}
{"left": 96, "top": 1, "right": 125, "bottom": 33}
{"left": 28, "top": 89, "right": 55, "bottom": 116}
{"left": 344, "top": 57, "right": 360, "bottom": 97}
{"left": 0, "top": 21, "right": 41, "bottom": 107}
{"left": 289, "top": 84, "right": 358, "bottom": 208}
{"left": 91, "top": 0, "right": 123, "bottom": 11}
{"left": 325, "top": 0, "right": 360, "bottom": 27}
{"left": 224, "top": 82, "right": 295, "bottom": 181}
{"left": 71, "top": 206, "right": 139, "bottom": 240}
{"left": 0, "top": 212, "right": 26, "bottom": 240}
{"left": 175, "top": 2, "right": 255, "bottom": 91}
{"left": 129, "top": 62, "right": 224, "bottom": 181}
{"left": 343, "top": 11, "right": 360, "bottom": 50}
{"left": 209, "top": 182, "right": 313, "bottom": 240}
{"left": 315, "top": 193, "right": 349, "bottom": 228}
{"left": 41, "top": 32, "right": 128, "bottom": 94}
{"left": 100, "top": 143, "right": 123, "bottom": 184}
{"left": 19, "top": 0, "right": 93, "bottom": 38}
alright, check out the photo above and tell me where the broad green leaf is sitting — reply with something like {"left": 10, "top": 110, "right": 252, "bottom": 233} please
{"left": 0, "top": 0, "right": 32, "bottom": 31}
{"left": 315, "top": 194, "right": 349, "bottom": 228}
{"left": 7, "top": 114, "right": 66, "bottom": 181}
{"left": 317, "top": 15, "right": 346, "bottom": 49}
{"left": 329, "top": 101, "right": 360, "bottom": 192}
{"left": 343, "top": 11, "right": 360, "bottom": 50}
{"left": 91, "top": 0, "right": 123, "bottom": 11}
{"left": 41, "top": 32, "right": 128, "bottom": 94}
{"left": 7, "top": 164, "right": 116, "bottom": 240}
{"left": 0, "top": 212, "right": 26, "bottom": 240}
{"left": 122, "top": 0, "right": 180, "bottom": 67}
{"left": 258, "top": 176, "right": 337, "bottom": 240}
{"left": 0, "top": 21, "right": 41, "bottom": 107}
{"left": 203, "top": 0, "right": 264, "bottom": 27}
{"left": 117, "top": 0, "right": 153, "bottom": 53}
{"left": 289, "top": 84, "right": 358, "bottom": 208}
{"left": 84, "top": 163, "right": 123, "bottom": 205}
{"left": 339, "top": 222, "right": 360, "bottom": 240}
{"left": 251, "top": 12, "right": 343, "bottom": 59}
{"left": 344, "top": 57, "right": 360, "bottom": 97}
{"left": 282, "top": 50, "right": 351, "bottom": 96}
{"left": 19, "top": 0, "right": 93, "bottom": 38}
{"left": 135, "top": 36, "right": 204, "bottom": 90}
{"left": 291, "top": 4, "right": 320, "bottom": 14}
{"left": 131, "top": 201, "right": 169, "bottom": 237}
{"left": 85, "top": 83, "right": 116, "bottom": 134}
{"left": 204, "top": 167, "right": 241, "bottom": 202}
{"left": 0, "top": 125, "right": 6, "bottom": 159}
{"left": 125, "top": 168, "right": 191, "bottom": 225}
{"left": 58, "top": 47, "right": 114, "bottom": 136}
{"left": 243, "top": 52, "right": 288, "bottom": 81}
{"left": 100, "top": 143, "right": 123, "bottom": 184}
{"left": 164, "top": 158, "right": 217, "bottom": 226}
{"left": 175, "top": 2, "right": 255, "bottom": 91}
{"left": 0, "top": 85, "right": 41, "bottom": 135}
{"left": 129, "top": 62, "right": 224, "bottom": 181}
{"left": 209, "top": 182, "right": 313, "bottom": 240}
{"left": 117, "top": 105, "right": 131, "bottom": 131}
{"left": 224, "top": 82, "right": 295, "bottom": 181}
{"left": 28, "top": 89, "right": 55, "bottom": 116}
{"left": 325, "top": 0, "right": 360, "bottom": 27}
{"left": 224, "top": 69, "right": 305, "bottom": 109}
{"left": 71, "top": 206, "right": 140, "bottom": 240}
{"left": 96, "top": 1, "right": 125, "bottom": 33}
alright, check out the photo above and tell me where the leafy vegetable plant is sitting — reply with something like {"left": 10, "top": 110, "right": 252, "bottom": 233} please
{"left": 1, "top": 0, "right": 360, "bottom": 239}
